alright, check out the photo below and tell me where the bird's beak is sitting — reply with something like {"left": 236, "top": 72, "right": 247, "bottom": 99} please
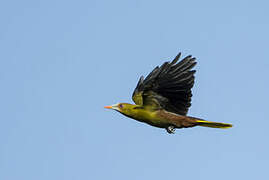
{"left": 104, "top": 105, "right": 112, "bottom": 109}
{"left": 104, "top": 103, "right": 119, "bottom": 111}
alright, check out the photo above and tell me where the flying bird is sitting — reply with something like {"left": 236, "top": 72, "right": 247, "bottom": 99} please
{"left": 105, "top": 52, "right": 232, "bottom": 134}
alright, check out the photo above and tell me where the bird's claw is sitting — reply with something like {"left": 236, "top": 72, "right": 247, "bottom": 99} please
{"left": 166, "top": 126, "right": 175, "bottom": 134}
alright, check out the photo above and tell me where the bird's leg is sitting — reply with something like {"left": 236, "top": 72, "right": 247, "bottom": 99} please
{"left": 166, "top": 126, "right": 175, "bottom": 134}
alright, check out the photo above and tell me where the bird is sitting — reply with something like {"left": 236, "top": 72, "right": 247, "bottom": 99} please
{"left": 105, "top": 52, "right": 232, "bottom": 134}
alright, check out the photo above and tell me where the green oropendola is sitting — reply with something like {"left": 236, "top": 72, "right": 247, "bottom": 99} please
{"left": 105, "top": 52, "right": 232, "bottom": 134}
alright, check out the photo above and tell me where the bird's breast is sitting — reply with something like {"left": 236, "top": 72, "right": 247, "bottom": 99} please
{"left": 127, "top": 109, "right": 172, "bottom": 128}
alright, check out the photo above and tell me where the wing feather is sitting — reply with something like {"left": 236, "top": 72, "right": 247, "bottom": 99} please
{"left": 132, "top": 52, "right": 197, "bottom": 115}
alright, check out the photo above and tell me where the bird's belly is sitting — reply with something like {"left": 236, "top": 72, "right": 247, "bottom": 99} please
{"left": 132, "top": 111, "right": 170, "bottom": 128}
{"left": 130, "top": 110, "right": 196, "bottom": 129}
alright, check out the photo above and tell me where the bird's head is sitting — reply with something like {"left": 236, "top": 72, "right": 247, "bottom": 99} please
{"left": 104, "top": 103, "right": 137, "bottom": 115}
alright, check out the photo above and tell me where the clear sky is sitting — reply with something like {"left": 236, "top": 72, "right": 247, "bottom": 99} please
{"left": 1, "top": 0, "right": 269, "bottom": 179}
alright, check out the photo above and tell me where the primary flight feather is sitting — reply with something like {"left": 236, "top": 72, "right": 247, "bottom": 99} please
{"left": 105, "top": 52, "right": 232, "bottom": 134}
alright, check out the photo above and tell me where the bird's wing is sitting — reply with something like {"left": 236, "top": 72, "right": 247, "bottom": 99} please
{"left": 132, "top": 52, "right": 197, "bottom": 115}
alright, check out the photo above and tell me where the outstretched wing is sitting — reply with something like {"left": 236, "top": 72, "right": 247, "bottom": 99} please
{"left": 132, "top": 52, "right": 197, "bottom": 115}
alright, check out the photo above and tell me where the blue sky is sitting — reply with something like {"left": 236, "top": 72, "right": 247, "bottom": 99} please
{"left": 1, "top": 0, "right": 269, "bottom": 179}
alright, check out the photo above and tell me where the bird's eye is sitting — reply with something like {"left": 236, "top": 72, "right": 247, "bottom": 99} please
{"left": 119, "top": 104, "right": 124, "bottom": 108}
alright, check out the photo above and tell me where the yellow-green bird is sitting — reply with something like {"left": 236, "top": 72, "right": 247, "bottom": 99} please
{"left": 105, "top": 52, "right": 232, "bottom": 134}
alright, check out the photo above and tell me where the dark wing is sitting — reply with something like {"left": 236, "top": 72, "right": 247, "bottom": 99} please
{"left": 132, "top": 52, "right": 197, "bottom": 115}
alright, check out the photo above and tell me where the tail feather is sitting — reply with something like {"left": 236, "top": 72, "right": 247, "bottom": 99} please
{"left": 196, "top": 120, "right": 232, "bottom": 129}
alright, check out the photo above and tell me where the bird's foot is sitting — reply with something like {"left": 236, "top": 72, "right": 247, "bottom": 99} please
{"left": 166, "top": 126, "right": 175, "bottom": 134}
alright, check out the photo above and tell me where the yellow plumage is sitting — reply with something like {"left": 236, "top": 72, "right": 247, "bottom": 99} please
{"left": 196, "top": 120, "right": 233, "bottom": 129}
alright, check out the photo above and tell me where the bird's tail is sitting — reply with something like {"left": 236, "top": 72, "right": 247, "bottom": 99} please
{"left": 195, "top": 119, "right": 232, "bottom": 129}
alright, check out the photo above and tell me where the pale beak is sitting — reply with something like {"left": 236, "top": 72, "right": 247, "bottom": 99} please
{"left": 104, "top": 103, "right": 119, "bottom": 111}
